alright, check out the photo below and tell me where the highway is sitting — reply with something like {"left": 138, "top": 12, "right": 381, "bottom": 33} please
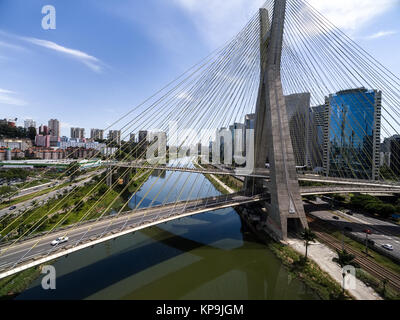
{"left": 0, "top": 192, "right": 267, "bottom": 277}
{"left": 306, "top": 199, "right": 400, "bottom": 262}
{"left": 0, "top": 170, "right": 104, "bottom": 218}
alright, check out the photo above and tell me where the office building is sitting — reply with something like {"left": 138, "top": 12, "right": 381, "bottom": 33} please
{"left": 139, "top": 131, "right": 148, "bottom": 143}
{"left": 309, "top": 105, "right": 325, "bottom": 169}
{"left": 389, "top": 136, "right": 400, "bottom": 176}
{"left": 285, "top": 93, "right": 311, "bottom": 167}
{"left": 323, "top": 88, "right": 382, "bottom": 180}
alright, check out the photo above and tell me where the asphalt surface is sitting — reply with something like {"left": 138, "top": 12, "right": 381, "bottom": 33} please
{"left": 0, "top": 193, "right": 264, "bottom": 272}
{"left": 307, "top": 199, "right": 400, "bottom": 261}
{"left": 0, "top": 171, "right": 103, "bottom": 218}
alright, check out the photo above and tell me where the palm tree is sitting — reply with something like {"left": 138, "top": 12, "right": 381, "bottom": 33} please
{"left": 301, "top": 228, "right": 316, "bottom": 261}
{"left": 333, "top": 249, "right": 359, "bottom": 268}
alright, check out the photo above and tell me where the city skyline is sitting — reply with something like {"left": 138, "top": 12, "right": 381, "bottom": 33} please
{"left": 0, "top": 0, "right": 399, "bottom": 137}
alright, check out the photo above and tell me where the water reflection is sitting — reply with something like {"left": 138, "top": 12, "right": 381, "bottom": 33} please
{"left": 17, "top": 158, "right": 317, "bottom": 300}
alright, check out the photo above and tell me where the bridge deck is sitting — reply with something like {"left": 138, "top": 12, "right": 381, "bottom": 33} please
{"left": 115, "top": 163, "right": 400, "bottom": 189}
{"left": 0, "top": 192, "right": 267, "bottom": 280}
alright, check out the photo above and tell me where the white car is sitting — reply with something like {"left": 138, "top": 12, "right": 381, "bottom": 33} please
{"left": 51, "top": 237, "right": 69, "bottom": 246}
{"left": 382, "top": 244, "right": 394, "bottom": 251}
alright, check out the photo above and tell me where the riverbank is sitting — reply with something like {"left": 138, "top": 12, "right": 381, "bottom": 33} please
{"left": 197, "top": 162, "right": 351, "bottom": 300}
{"left": 0, "top": 265, "right": 42, "bottom": 300}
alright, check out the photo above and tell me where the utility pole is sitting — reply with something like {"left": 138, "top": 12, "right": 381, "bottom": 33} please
{"left": 341, "top": 229, "right": 345, "bottom": 251}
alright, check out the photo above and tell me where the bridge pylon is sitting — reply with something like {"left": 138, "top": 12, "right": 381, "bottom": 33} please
{"left": 245, "top": 1, "right": 308, "bottom": 240}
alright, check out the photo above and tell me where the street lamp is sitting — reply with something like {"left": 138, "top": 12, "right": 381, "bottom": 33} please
{"left": 365, "top": 232, "right": 369, "bottom": 255}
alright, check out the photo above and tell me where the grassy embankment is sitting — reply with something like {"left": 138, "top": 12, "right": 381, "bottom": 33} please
{"left": 0, "top": 181, "right": 71, "bottom": 210}
{"left": 0, "top": 170, "right": 152, "bottom": 298}
{"left": 0, "top": 170, "right": 151, "bottom": 241}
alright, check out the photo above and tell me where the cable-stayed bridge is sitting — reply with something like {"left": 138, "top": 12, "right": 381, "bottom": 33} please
{"left": 1, "top": 0, "right": 400, "bottom": 279}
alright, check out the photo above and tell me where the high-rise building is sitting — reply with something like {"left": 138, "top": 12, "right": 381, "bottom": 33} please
{"left": 390, "top": 136, "right": 400, "bottom": 176}
{"left": 309, "top": 105, "right": 325, "bottom": 169}
{"left": 244, "top": 114, "right": 256, "bottom": 158}
{"left": 48, "top": 119, "right": 60, "bottom": 137}
{"left": 230, "top": 123, "right": 246, "bottom": 162}
{"left": 129, "top": 133, "right": 136, "bottom": 143}
{"left": 108, "top": 130, "right": 121, "bottom": 145}
{"left": 139, "top": 131, "right": 148, "bottom": 143}
{"left": 285, "top": 93, "right": 311, "bottom": 167}
{"left": 323, "top": 88, "right": 382, "bottom": 180}
{"left": 24, "top": 119, "right": 36, "bottom": 129}
{"left": 71, "top": 128, "right": 85, "bottom": 140}
{"left": 90, "top": 129, "right": 104, "bottom": 141}
{"left": 39, "top": 125, "right": 49, "bottom": 136}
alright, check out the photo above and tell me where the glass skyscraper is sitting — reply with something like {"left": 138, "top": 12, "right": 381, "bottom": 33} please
{"left": 323, "top": 88, "right": 381, "bottom": 180}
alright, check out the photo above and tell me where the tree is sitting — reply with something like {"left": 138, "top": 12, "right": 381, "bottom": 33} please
{"left": 333, "top": 249, "right": 359, "bottom": 268}
{"left": 0, "top": 186, "right": 17, "bottom": 202}
{"left": 66, "top": 161, "right": 81, "bottom": 181}
{"left": 300, "top": 228, "right": 316, "bottom": 261}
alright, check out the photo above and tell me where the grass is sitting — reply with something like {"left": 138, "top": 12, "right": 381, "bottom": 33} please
{"left": 194, "top": 162, "right": 242, "bottom": 194}
{"left": 0, "top": 171, "right": 152, "bottom": 299}
{"left": 0, "top": 181, "right": 71, "bottom": 210}
{"left": 356, "top": 269, "right": 400, "bottom": 300}
{"left": 16, "top": 179, "right": 51, "bottom": 190}
{"left": 268, "top": 241, "right": 350, "bottom": 300}
{"left": 328, "top": 230, "right": 400, "bottom": 276}
{"left": 0, "top": 266, "right": 42, "bottom": 299}
{"left": 0, "top": 170, "right": 152, "bottom": 241}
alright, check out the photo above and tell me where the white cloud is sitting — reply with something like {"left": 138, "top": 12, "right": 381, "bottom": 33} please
{"left": 307, "top": 0, "right": 398, "bottom": 33}
{"left": 364, "top": 30, "right": 398, "bottom": 40}
{"left": 173, "top": 0, "right": 264, "bottom": 48}
{"left": 0, "top": 88, "right": 27, "bottom": 106}
{"left": 173, "top": 0, "right": 398, "bottom": 47}
{"left": 22, "top": 37, "right": 104, "bottom": 73}
{"left": 0, "top": 40, "right": 26, "bottom": 51}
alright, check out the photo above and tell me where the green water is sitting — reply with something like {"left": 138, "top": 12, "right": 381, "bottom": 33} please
{"left": 17, "top": 164, "right": 317, "bottom": 300}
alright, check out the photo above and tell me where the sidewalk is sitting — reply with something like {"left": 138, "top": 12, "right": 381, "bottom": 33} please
{"left": 287, "top": 238, "right": 382, "bottom": 300}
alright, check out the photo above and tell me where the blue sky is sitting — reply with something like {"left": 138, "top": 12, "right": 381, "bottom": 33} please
{"left": 0, "top": 0, "right": 399, "bottom": 137}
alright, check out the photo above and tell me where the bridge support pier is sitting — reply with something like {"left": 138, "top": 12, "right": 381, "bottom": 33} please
{"left": 244, "top": 2, "right": 308, "bottom": 241}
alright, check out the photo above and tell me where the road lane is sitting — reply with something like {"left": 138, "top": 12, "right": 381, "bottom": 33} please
{"left": 0, "top": 194, "right": 265, "bottom": 272}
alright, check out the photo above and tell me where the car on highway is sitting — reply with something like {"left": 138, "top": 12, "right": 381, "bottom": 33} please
{"left": 9, "top": 206, "right": 16, "bottom": 210}
{"left": 382, "top": 244, "right": 394, "bottom": 251}
{"left": 51, "top": 237, "right": 69, "bottom": 246}
{"left": 363, "top": 229, "right": 372, "bottom": 235}
{"left": 333, "top": 216, "right": 340, "bottom": 220}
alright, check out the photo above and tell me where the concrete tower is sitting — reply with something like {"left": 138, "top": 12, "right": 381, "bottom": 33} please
{"left": 245, "top": 1, "right": 308, "bottom": 240}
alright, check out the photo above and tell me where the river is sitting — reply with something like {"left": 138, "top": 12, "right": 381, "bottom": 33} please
{"left": 17, "top": 159, "right": 317, "bottom": 300}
